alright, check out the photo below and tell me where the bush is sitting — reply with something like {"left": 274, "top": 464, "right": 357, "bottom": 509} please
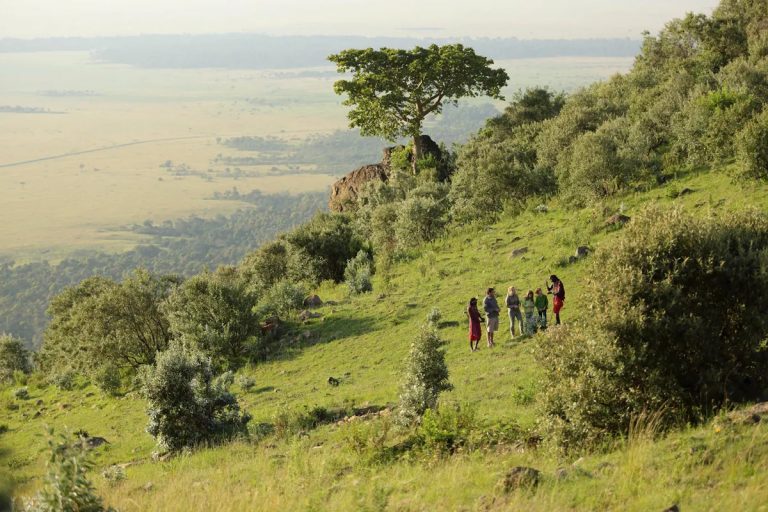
{"left": 394, "top": 183, "right": 451, "bottom": 249}
{"left": 13, "top": 387, "right": 29, "bottom": 400}
{"left": 254, "top": 280, "right": 306, "bottom": 318}
{"left": 236, "top": 375, "right": 256, "bottom": 391}
{"left": 23, "top": 429, "right": 114, "bottom": 512}
{"left": 92, "top": 366, "right": 121, "bottom": 396}
{"left": 736, "top": 108, "right": 768, "bottom": 180}
{"left": 163, "top": 269, "right": 261, "bottom": 370}
{"left": 426, "top": 308, "right": 442, "bottom": 325}
{"left": 273, "top": 405, "right": 337, "bottom": 438}
{"left": 344, "top": 250, "right": 373, "bottom": 294}
{"left": 140, "top": 343, "right": 251, "bottom": 453}
{"left": 0, "top": 334, "right": 31, "bottom": 382}
{"left": 397, "top": 324, "right": 452, "bottom": 426}
{"left": 50, "top": 370, "right": 75, "bottom": 391}
{"left": 536, "top": 206, "right": 768, "bottom": 452}
{"left": 418, "top": 404, "right": 478, "bottom": 455}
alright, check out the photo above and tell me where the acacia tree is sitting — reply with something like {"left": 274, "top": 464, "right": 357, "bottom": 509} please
{"left": 329, "top": 44, "right": 509, "bottom": 173}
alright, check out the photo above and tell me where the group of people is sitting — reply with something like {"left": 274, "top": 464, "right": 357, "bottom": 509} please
{"left": 467, "top": 275, "right": 565, "bottom": 351}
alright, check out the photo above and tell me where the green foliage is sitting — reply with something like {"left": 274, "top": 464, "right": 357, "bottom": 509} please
{"left": 22, "top": 429, "right": 114, "bottom": 512}
{"left": 254, "top": 280, "right": 306, "bottom": 318}
{"left": 163, "top": 268, "right": 261, "bottom": 369}
{"left": 283, "top": 213, "right": 365, "bottom": 283}
{"left": 394, "top": 183, "right": 451, "bottom": 249}
{"left": 330, "top": 44, "right": 508, "bottom": 172}
{"left": 50, "top": 370, "right": 76, "bottom": 391}
{"left": 0, "top": 334, "right": 31, "bottom": 382}
{"left": 397, "top": 324, "right": 452, "bottom": 426}
{"left": 239, "top": 240, "right": 291, "bottom": 295}
{"left": 273, "top": 405, "right": 338, "bottom": 438}
{"left": 13, "top": 387, "right": 29, "bottom": 400}
{"left": 344, "top": 250, "right": 373, "bottom": 295}
{"left": 140, "top": 343, "right": 251, "bottom": 453}
{"left": 418, "top": 404, "right": 478, "bottom": 455}
{"left": 92, "top": 365, "right": 122, "bottom": 396}
{"left": 40, "top": 270, "right": 179, "bottom": 376}
{"left": 735, "top": 108, "right": 768, "bottom": 180}
{"left": 537, "top": 207, "right": 768, "bottom": 452}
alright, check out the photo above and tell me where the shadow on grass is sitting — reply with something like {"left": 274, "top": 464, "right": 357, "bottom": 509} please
{"left": 263, "top": 313, "right": 380, "bottom": 363}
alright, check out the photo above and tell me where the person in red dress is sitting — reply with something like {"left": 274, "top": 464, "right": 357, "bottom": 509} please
{"left": 467, "top": 297, "right": 482, "bottom": 352}
{"left": 547, "top": 274, "right": 565, "bottom": 325}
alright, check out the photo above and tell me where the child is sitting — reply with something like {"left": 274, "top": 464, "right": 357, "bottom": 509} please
{"left": 523, "top": 290, "right": 536, "bottom": 336}
{"left": 534, "top": 288, "right": 548, "bottom": 330}
{"left": 467, "top": 297, "right": 482, "bottom": 352}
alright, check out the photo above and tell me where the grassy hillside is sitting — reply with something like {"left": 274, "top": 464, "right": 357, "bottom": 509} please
{"left": 2, "top": 167, "right": 767, "bottom": 510}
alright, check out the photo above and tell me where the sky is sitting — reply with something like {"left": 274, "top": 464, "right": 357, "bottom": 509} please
{"left": 0, "top": 0, "right": 722, "bottom": 40}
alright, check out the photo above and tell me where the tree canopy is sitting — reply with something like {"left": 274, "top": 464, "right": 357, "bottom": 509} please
{"left": 329, "top": 44, "right": 509, "bottom": 170}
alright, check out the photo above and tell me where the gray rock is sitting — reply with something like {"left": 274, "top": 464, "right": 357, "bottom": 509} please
{"left": 84, "top": 436, "right": 109, "bottom": 449}
{"left": 498, "top": 466, "right": 541, "bottom": 493}
{"left": 510, "top": 247, "right": 529, "bottom": 258}
{"left": 303, "top": 294, "right": 323, "bottom": 308}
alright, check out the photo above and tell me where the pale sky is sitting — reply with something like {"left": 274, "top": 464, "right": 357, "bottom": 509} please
{"left": 0, "top": 0, "right": 722, "bottom": 39}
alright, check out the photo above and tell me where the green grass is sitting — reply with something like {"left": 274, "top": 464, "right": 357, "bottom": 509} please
{"left": 2, "top": 168, "right": 768, "bottom": 510}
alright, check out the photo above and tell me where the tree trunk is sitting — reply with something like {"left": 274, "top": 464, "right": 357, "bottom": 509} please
{"left": 412, "top": 134, "right": 421, "bottom": 175}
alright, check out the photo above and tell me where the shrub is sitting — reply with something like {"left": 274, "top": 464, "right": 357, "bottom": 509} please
{"left": 100, "top": 466, "right": 126, "bottom": 487}
{"left": 536, "top": 206, "right": 768, "bottom": 452}
{"left": 418, "top": 404, "right": 478, "bottom": 455}
{"left": 140, "top": 343, "right": 251, "bottom": 453}
{"left": 254, "top": 280, "right": 306, "bottom": 318}
{"left": 273, "top": 405, "right": 337, "bottom": 438}
{"left": 735, "top": 109, "right": 768, "bottom": 180}
{"left": 396, "top": 324, "right": 452, "bottom": 426}
{"left": 163, "top": 269, "right": 261, "bottom": 370}
{"left": 92, "top": 365, "right": 121, "bottom": 396}
{"left": 426, "top": 308, "right": 442, "bottom": 325}
{"left": 0, "top": 424, "right": 8, "bottom": 435}
{"left": 236, "top": 375, "right": 256, "bottom": 391}
{"left": 394, "top": 183, "right": 451, "bottom": 249}
{"left": 50, "top": 370, "right": 75, "bottom": 391}
{"left": 344, "top": 250, "right": 373, "bottom": 294}
{"left": 342, "top": 416, "right": 395, "bottom": 466}
{"left": 0, "top": 335, "right": 31, "bottom": 383}
{"left": 13, "top": 387, "right": 29, "bottom": 400}
{"left": 23, "top": 429, "right": 114, "bottom": 512}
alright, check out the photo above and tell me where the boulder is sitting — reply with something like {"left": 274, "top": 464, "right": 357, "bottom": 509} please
{"left": 606, "top": 214, "right": 631, "bottom": 226}
{"left": 329, "top": 135, "right": 443, "bottom": 212}
{"left": 329, "top": 163, "right": 389, "bottom": 212}
{"left": 84, "top": 436, "right": 109, "bottom": 449}
{"left": 498, "top": 466, "right": 541, "bottom": 493}
{"left": 303, "top": 294, "right": 323, "bottom": 308}
{"left": 510, "top": 247, "right": 529, "bottom": 258}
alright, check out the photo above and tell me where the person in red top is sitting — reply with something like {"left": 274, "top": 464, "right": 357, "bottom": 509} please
{"left": 467, "top": 297, "right": 482, "bottom": 352}
{"left": 547, "top": 274, "right": 565, "bottom": 325}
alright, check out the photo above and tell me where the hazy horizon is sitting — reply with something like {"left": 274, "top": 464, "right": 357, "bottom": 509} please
{"left": 1, "top": 0, "right": 721, "bottom": 40}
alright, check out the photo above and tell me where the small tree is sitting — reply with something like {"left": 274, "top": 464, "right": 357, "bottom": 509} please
{"left": 397, "top": 324, "right": 452, "bottom": 427}
{"left": 0, "top": 334, "right": 31, "bottom": 382}
{"left": 329, "top": 44, "right": 509, "bottom": 173}
{"left": 537, "top": 206, "right": 768, "bottom": 451}
{"left": 736, "top": 108, "right": 768, "bottom": 181}
{"left": 140, "top": 343, "right": 251, "bottom": 453}
{"left": 23, "top": 429, "right": 114, "bottom": 512}
{"left": 344, "top": 250, "right": 373, "bottom": 295}
{"left": 163, "top": 269, "right": 260, "bottom": 370}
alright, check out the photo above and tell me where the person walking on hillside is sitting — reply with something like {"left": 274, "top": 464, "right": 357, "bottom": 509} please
{"left": 467, "top": 297, "right": 482, "bottom": 352}
{"left": 505, "top": 286, "right": 522, "bottom": 339}
{"left": 483, "top": 288, "right": 500, "bottom": 348}
{"left": 522, "top": 290, "right": 537, "bottom": 335}
{"left": 534, "top": 287, "right": 548, "bottom": 330}
{"left": 547, "top": 275, "right": 565, "bottom": 325}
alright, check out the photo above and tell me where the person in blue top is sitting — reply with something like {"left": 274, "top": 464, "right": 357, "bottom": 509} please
{"left": 483, "top": 287, "right": 500, "bottom": 348}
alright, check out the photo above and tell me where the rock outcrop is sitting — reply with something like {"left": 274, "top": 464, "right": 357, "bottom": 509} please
{"left": 328, "top": 135, "right": 443, "bottom": 212}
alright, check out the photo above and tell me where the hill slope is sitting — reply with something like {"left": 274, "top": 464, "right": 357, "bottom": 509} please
{"left": 2, "top": 167, "right": 768, "bottom": 511}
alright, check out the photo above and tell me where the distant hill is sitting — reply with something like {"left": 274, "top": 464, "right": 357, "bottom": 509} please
{"left": 0, "top": 34, "right": 641, "bottom": 69}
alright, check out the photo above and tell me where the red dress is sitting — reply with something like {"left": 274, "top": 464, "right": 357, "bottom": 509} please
{"left": 468, "top": 305, "right": 482, "bottom": 341}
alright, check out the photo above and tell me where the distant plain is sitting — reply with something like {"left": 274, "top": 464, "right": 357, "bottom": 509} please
{"left": 0, "top": 51, "right": 633, "bottom": 261}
